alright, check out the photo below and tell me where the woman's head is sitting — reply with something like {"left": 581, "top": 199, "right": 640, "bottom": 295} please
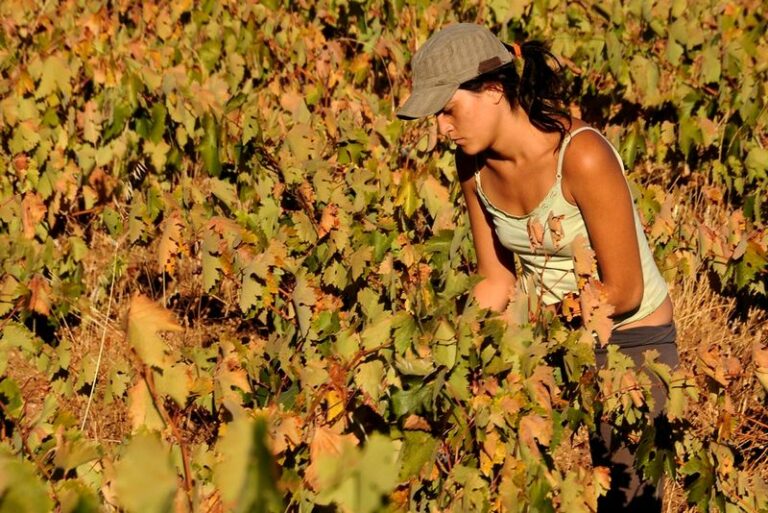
{"left": 397, "top": 24, "right": 570, "bottom": 148}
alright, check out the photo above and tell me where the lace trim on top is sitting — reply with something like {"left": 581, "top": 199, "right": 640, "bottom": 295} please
{"left": 473, "top": 127, "right": 602, "bottom": 219}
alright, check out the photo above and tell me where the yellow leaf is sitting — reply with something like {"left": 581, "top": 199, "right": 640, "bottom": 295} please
{"left": 127, "top": 294, "right": 183, "bottom": 368}
{"left": 325, "top": 389, "right": 345, "bottom": 423}
{"left": 127, "top": 379, "right": 164, "bottom": 433}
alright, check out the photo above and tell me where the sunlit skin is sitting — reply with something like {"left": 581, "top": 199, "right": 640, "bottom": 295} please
{"left": 439, "top": 86, "right": 673, "bottom": 330}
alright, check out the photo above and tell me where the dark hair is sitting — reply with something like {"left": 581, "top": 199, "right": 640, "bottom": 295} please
{"left": 459, "top": 41, "right": 571, "bottom": 146}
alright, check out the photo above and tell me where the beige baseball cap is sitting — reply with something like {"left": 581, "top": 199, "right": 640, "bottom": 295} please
{"left": 396, "top": 23, "right": 513, "bottom": 119}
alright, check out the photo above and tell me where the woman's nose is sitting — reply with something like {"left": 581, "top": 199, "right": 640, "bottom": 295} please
{"left": 436, "top": 114, "right": 452, "bottom": 137}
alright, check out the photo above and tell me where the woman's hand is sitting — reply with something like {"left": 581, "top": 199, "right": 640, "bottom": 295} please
{"left": 458, "top": 151, "right": 518, "bottom": 312}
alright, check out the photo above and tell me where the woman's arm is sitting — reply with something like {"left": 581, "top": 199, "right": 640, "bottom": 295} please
{"left": 561, "top": 132, "right": 644, "bottom": 316}
{"left": 457, "top": 151, "right": 517, "bottom": 311}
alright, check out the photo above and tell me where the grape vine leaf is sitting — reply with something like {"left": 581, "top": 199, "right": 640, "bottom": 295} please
{"left": 113, "top": 433, "right": 178, "bottom": 513}
{"left": 126, "top": 294, "right": 183, "bottom": 368}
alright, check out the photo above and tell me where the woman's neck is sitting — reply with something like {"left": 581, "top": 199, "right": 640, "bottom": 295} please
{"left": 484, "top": 106, "right": 563, "bottom": 165}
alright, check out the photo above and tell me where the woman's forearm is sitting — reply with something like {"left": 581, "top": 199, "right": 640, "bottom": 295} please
{"left": 472, "top": 277, "right": 515, "bottom": 312}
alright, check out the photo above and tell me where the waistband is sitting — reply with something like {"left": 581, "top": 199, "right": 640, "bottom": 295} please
{"left": 596, "top": 321, "right": 677, "bottom": 353}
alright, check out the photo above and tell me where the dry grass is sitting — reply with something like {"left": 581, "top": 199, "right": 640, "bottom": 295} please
{"left": 664, "top": 271, "right": 768, "bottom": 513}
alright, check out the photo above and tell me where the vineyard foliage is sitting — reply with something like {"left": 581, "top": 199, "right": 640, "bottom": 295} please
{"left": 0, "top": 0, "right": 767, "bottom": 512}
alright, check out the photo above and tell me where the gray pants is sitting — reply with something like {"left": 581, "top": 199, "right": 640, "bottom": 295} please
{"left": 591, "top": 322, "right": 678, "bottom": 513}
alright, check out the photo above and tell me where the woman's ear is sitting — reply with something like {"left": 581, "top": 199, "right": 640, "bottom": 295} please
{"left": 483, "top": 82, "right": 506, "bottom": 104}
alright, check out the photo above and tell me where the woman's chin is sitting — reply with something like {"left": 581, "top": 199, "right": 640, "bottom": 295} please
{"left": 456, "top": 143, "right": 479, "bottom": 155}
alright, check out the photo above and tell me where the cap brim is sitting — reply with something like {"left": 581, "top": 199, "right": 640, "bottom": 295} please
{"left": 396, "top": 83, "right": 457, "bottom": 120}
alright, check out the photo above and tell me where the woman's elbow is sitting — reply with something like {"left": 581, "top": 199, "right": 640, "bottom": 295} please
{"left": 609, "top": 281, "right": 644, "bottom": 316}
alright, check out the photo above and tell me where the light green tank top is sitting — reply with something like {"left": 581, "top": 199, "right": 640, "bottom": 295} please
{"left": 473, "top": 126, "right": 668, "bottom": 328}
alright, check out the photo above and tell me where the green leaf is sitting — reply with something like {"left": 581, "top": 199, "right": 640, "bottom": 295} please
{"left": 361, "top": 314, "right": 393, "bottom": 350}
{"left": 210, "top": 177, "right": 239, "bottom": 210}
{"left": 399, "top": 431, "right": 438, "bottom": 480}
{"left": 154, "top": 364, "right": 191, "bottom": 407}
{"left": 629, "top": 55, "right": 661, "bottom": 106}
{"left": 53, "top": 437, "right": 100, "bottom": 473}
{"left": 149, "top": 102, "right": 167, "bottom": 143}
{"left": 558, "top": 472, "right": 591, "bottom": 513}
{"left": 0, "top": 378, "right": 24, "bottom": 420}
{"left": 0, "top": 448, "right": 54, "bottom": 513}
{"left": 200, "top": 113, "right": 221, "bottom": 177}
{"left": 315, "top": 434, "right": 400, "bottom": 513}
{"left": 701, "top": 44, "right": 721, "bottom": 84}
{"left": 392, "top": 312, "right": 419, "bottom": 353}
{"left": 214, "top": 416, "right": 284, "bottom": 513}
{"left": 355, "top": 360, "right": 385, "bottom": 400}
{"left": 113, "top": 433, "right": 178, "bottom": 513}
{"left": 734, "top": 241, "right": 766, "bottom": 290}
{"left": 746, "top": 147, "right": 768, "bottom": 178}
{"left": 57, "top": 479, "right": 100, "bottom": 513}
{"left": 1, "top": 322, "right": 39, "bottom": 354}
{"left": 395, "top": 172, "right": 420, "bottom": 217}
{"left": 35, "top": 55, "right": 72, "bottom": 99}
{"left": 392, "top": 384, "right": 432, "bottom": 417}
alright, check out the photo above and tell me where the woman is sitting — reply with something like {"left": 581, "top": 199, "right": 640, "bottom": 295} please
{"left": 397, "top": 23, "right": 678, "bottom": 512}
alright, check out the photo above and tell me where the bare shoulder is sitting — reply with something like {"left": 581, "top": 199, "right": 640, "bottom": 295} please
{"left": 561, "top": 125, "right": 624, "bottom": 184}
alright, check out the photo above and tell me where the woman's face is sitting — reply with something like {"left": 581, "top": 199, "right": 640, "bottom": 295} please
{"left": 435, "top": 87, "right": 505, "bottom": 155}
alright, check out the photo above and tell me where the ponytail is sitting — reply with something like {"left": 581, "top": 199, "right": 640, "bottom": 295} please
{"left": 459, "top": 40, "right": 571, "bottom": 146}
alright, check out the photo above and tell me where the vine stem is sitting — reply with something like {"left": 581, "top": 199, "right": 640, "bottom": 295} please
{"left": 80, "top": 242, "right": 119, "bottom": 432}
{"left": 140, "top": 363, "right": 194, "bottom": 509}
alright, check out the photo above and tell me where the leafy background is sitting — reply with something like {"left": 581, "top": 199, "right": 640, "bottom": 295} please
{"left": 0, "top": 0, "right": 767, "bottom": 512}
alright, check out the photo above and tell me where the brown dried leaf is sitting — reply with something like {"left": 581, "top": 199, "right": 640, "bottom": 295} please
{"left": 157, "top": 211, "right": 185, "bottom": 274}
{"left": 526, "top": 217, "right": 545, "bottom": 251}
{"left": 317, "top": 203, "right": 339, "bottom": 239}
{"left": 305, "top": 426, "right": 357, "bottom": 490}
{"left": 593, "top": 466, "right": 611, "bottom": 494}
{"left": 546, "top": 211, "right": 565, "bottom": 248}
{"left": 518, "top": 414, "right": 552, "bottom": 458}
{"left": 620, "top": 371, "right": 645, "bottom": 408}
{"left": 697, "top": 344, "right": 730, "bottom": 386}
{"left": 579, "top": 280, "right": 614, "bottom": 346}
{"left": 560, "top": 292, "right": 581, "bottom": 321}
{"left": 403, "top": 415, "right": 431, "bottom": 431}
{"left": 88, "top": 168, "right": 117, "bottom": 202}
{"left": 27, "top": 274, "right": 52, "bottom": 316}
{"left": 21, "top": 192, "right": 46, "bottom": 239}
{"left": 13, "top": 153, "right": 28, "bottom": 173}
{"left": 272, "top": 415, "right": 304, "bottom": 455}
{"left": 528, "top": 366, "right": 559, "bottom": 413}
{"left": 571, "top": 234, "right": 595, "bottom": 279}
